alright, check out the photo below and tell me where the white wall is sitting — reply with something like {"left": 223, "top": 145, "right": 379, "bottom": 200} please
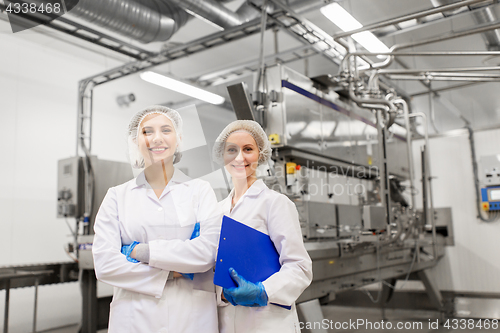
{"left": 0, "top": 18, "right": 130, "bottom": 332}
{"left": 412, "top": 129, "right": 500, "bottom": 293}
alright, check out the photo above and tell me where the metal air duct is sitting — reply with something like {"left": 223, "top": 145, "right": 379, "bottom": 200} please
{"left": 166, "top": 0, "right": 244, "bottom": 28}
{"left": 166, "top": 0, "right": 278, "bottom": 29}
{"left": 65, "top": 0, "right": 187, "bottom": 43}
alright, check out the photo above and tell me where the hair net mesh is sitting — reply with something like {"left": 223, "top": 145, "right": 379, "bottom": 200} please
{"left": 127, "top": 105, "right": 183, "bottom": 168}
{"left": 213, "top": 120, "right": 272, "bottom": 166}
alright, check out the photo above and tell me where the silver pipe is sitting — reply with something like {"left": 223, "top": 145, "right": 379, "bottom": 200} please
{"left": 378, "top": 66, "right": 500, "bottom": 74}
{"left": 364, "top": 21, "right": 500, "bottom": 71}
{"left": 397, "top": 22, "right": 500, "bottom": 49}
{"left": 66, "top": 0, "right": 178, "bottom": 43}
{"left": 168, "top": 0, "right": 276, "bottom": 29}
{"left": 411, "top": 82, "right": 483, "bottom": 97}
{"left": 394, "top": 99, "right": 416, "bottom": 210}
{"left": 340, "top": 21, "right": 500, "bottom": 73}
{"left": 333, "top": 0, "right": 489, "bottom": 40}
{"left": 429, "top": 90, "right": 440, "bottom": 134}
{"left": 256, "top": 0, "right": 268, "bottom": 91}
{"left": 4, "top": 280, "right": 9, "bottom": 333}
{"left": 337, "top": 1, "right": 493, "bottom": 71}
{"left": 411, "top": 72, "right": 500, "bottom": 77}
{"left": 385, "top": 75, "right": 500, "bottom": 82}
{"left": 341, "top": 45, "right": 500, "bottom": 74}
{"left": 168, "top": 0, "right": 241, "bottom": 28}
{"left": 235, "top": 1, "right": 264, "bottom": 23}
{"left": 32, "top": 279, "right": 39, "bottom": 333}
{"left": 431, "top": 1, "right": 500, "bottom": 51}
{"left": 408, "top": 112, "right": 437, "bottom": 260}
{"left": 348, "top": 82, "right": 397, "bottom": 112}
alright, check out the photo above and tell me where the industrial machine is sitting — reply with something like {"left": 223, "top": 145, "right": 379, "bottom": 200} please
{"left": 227, "top": 64, "right": 454, "bottom": 326}
{"left": 480, "top": 155, "right": 500, "bottom": 211}
{"left": 57, "top": 156, "right": 134, "bottom": 331}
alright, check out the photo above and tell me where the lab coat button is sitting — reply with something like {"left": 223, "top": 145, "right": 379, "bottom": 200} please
{"left": 158, "top": 207, "right": 163, "bottom": 211}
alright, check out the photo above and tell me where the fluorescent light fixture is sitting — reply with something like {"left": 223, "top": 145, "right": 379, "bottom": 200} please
{"left": 321, "top": 3, "right": 390, "bottom": 55}
{"left": 140, "top": 71, "right": 225, "bottom": 105}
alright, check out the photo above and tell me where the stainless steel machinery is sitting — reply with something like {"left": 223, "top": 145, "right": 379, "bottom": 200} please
{"left": 57, "top": 156, "right": 134, "bottom": 331}
{"left": 228, "top": 64, "right": 454, "bottom": 326}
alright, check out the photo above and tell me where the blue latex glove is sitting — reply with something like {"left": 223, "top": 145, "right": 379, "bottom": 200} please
{"left": 121, "top": 241, "right": 140, "bottom": 263}
{"left": 222, "top": 268, "right": 268, "bottom": 307}
{"left": 181, "top": 222, "right": 200, "bottom": 280}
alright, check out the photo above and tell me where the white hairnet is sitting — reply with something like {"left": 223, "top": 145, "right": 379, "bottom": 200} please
{"left": 127, "top": 105, "right": 183, "bottom": 168}
{"left": 213, "top": 120, "right": 272, "bottom": 166}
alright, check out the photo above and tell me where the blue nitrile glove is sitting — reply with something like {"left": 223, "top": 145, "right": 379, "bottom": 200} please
{"left": 121, "top": 241, "right": 140, "bottom": 263}
{"left": 181, "top": 222, "right": 200, "bottom": 280}
{"left": 222, "top": 268, "right": 268, "bottom": 307}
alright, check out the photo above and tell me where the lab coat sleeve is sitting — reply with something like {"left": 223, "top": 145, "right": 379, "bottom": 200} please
{"left": 261, "top": 194, "right": 313, "bottom": 306}
{"left": 148, "top": 182, "right": 222, "bottom": 273}
{"left": 93, "top": 188, "right": 169, "bottom": 298}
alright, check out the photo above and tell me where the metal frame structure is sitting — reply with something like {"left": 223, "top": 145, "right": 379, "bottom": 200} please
{"left": 0, "top": 263, "right": 79, "bottom": 333}
{"left": 373, "top": 0, "right": 497, "bottom": 39}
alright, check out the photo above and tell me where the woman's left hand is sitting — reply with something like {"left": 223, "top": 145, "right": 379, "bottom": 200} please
{"left": 222, "top": 268, "right": 268, "bottom": 307}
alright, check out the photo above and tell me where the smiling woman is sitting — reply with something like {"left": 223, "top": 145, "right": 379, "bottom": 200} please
{"left": 92, "top": 105, "right": 222, "bottom": 333}
{"left": 213, "top": 120, "right": 312, "bottom": 333}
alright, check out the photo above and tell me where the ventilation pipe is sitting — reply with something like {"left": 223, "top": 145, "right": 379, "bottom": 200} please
{"left": 166, "top": 0, "right": 272, "bottom": 29}
{"left": 65, "top": 0, "right": 188, "bottom": 43}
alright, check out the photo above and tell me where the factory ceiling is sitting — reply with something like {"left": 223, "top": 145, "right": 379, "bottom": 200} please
{"left": 1, "top": 0, "right": 499, "bottom": 134}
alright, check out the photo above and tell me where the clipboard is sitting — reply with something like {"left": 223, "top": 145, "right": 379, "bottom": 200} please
{"left": 214, "top": 215, "right": 291, "bottom": 310}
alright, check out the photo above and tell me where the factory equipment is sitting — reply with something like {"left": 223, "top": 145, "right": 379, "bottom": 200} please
{"left": 57, "top": 156, "right": 133, "bottom": 332}
{"left": 57, "top": 156, "right": 133, "bottom": 240}
{"left": 480, "top": 155, "right": 500, "bottom": 211}
{"left": 227, "top": 63, "right": 455, "bottom": 324}
{"left": 0, "top": 157, "right": 132, "bottom": 333}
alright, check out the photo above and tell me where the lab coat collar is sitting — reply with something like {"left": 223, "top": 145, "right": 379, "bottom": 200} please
{"left": 132, "top": 167, "right": 192, "bottom": 190}
{"left": 227, "top": 179, "right": 267, "bottom": 199}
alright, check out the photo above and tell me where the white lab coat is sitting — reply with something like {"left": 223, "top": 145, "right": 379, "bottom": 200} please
{"left": 217, "top": 179, "right": 312, "bottom": 333}
{"left": 93, "top": 168, "right": 221, "bottom": 333}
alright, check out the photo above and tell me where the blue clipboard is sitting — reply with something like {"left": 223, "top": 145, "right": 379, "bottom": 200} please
{"left": 214, "top": 215, "right": 291, "bottom": 310}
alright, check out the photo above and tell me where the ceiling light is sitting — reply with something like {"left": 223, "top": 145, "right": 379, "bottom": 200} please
{"left": 321, "top": 3, "right": 390, "bottom": 55}
{"left": 140, "top": 71, "right": 225, "bottom": 105}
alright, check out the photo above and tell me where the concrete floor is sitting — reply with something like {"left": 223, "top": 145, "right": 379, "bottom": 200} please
{"left": 41, "top": 306, "right": 496, "bottom": 333}
{"left": 321, "top": 306, "right": 493, "bottom": 333}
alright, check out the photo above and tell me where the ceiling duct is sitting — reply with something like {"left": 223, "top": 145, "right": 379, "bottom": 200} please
{"left": 62, "top": 0, "right": 323, "bottom": 45}
{"left": 166, "top": 0, "right": 250, "bottom": 28}
{"left": 166, "top": 0, "right": 275, "bottom": 29}
{"left": 430, "top": 0, "right": 500, "bottom": 51}
{"left": 65, "top": 0, "right": 187, "bottom": 43}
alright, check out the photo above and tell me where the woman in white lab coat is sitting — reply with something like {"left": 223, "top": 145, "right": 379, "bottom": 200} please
{"left": 92, "top": 105, "right": 221, "bottom": 333}
{"left": 213, "top": 120, "right": 313, "bottom": 333}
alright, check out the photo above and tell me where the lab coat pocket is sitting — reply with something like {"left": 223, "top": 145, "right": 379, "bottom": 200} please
{"left": 191, "top": 289, "right": 218, "bottom": 333}
{"left": 245, "top": 218, "right": 269, "bottom": 235}
{"left": 108, "top": 289, "right": 132, "bottom": 332}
